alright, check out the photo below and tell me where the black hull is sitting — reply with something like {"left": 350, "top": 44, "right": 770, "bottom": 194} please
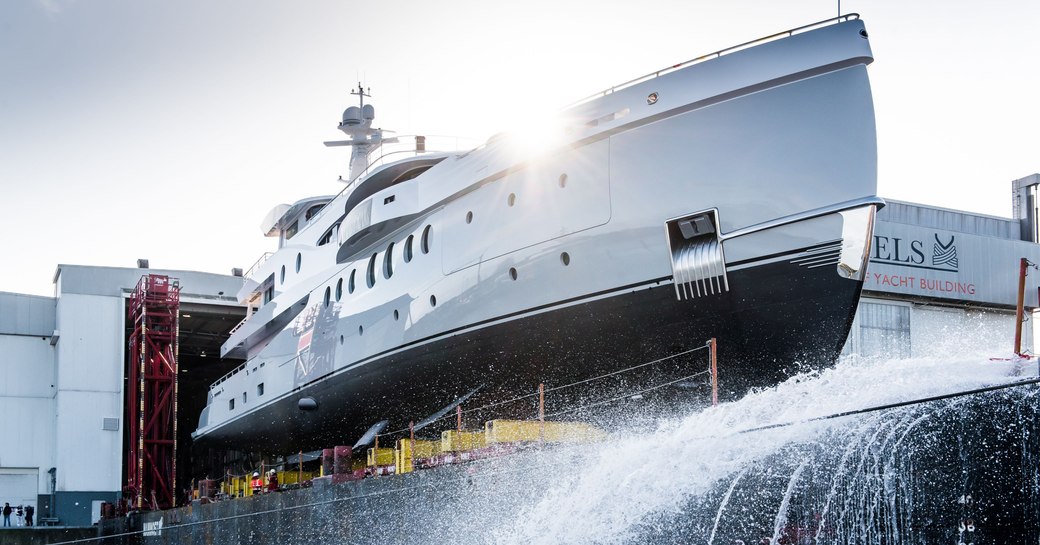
{"left": 200, "top": 258, "right": 862, "bottom": 452}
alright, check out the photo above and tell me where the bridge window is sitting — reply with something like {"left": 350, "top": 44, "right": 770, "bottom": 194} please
{"left": 306, "top": 203, "right": 326, "bottom": 220}
{"left": 318, "top": 223, "right": 340, "bottom": 246}
{"left": 284, "top": 221, "right": 299, "bottom": 240}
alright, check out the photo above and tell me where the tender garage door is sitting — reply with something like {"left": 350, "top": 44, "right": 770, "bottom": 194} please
{"left": 0, "top": 468, "right": 39, "bottom": 511}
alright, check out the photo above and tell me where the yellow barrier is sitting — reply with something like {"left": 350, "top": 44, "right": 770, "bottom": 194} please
{"left": 366, "top": 447, "right": 395, "bottom": 467}
{"left": 484, "top": 420, "right": 607, "bottom": 444}
{"left": 441, "top": 430, "right": 487, "bottom": 452}
{"left": 395, "top": 439, "right": 440, "bottom": 474}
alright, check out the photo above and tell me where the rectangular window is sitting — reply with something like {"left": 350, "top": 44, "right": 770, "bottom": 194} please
{"left": 229, "top": 399, "right": 235, "bottom": 411}
{"left": 242, "top": 392, "right": 248, "bottom": 404}
{"left": 257, "top": 383, "right": 264, "bottom": 396}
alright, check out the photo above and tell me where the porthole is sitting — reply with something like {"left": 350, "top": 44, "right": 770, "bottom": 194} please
{"left": 558, "top": 173, "right": 568, "bottom": 188}
{"left": 393, "top": 309, "right": 400, "bottom": 321}
{"left": 323, "top": 286, "right": 331, "bottom": 307}
{"left": 404, "top": 235, "right": 414, "bottom": 263}
{"left": 383, "top": 242, "right": 395, "bottom": 279}
{"left": 561, "top": 252, "right": 571, "bottom": 266}
{"left": 465, "top": 211, "right": 473, "bottom": 224}
{"left": 429, "top": 295, "right": 437, "bottom": 307}
{"left": 421, "top": 225, "right": 432, "bottom": 254}
{"left": 508, "top": 193, "right": 517, "bottom": 207}
{"left": 509, "top": 267, "right": 518, "bottom": 280}
{"left": 335, "top": 278, "right": 343, "bottom": 301}
{"left": 229, "top": 399, "right": 235, "bottom": 411}
{"left": 348, "top": 269, "right": 356, "bottom": 293}
{"left": 358, "top": 325, "right": 364, "bottom": 336}
{"left": 295, "top": 253, "right": 302, "bottom": 273}
{"left": 280, "top": 265, "right": 286, "bottom": 285}
{"left": 366, "top": 253, "right": 377, "bottom": 288}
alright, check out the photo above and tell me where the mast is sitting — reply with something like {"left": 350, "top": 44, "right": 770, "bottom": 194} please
{"left": 323, "top": 83, "right": 397, "bottom": 182}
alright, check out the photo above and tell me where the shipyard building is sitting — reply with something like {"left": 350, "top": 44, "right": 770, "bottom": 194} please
{"left": 1, "top": 175, "right": 1038, "bottom": 526}
{"left": 0, "top": 266, "right": 244, "bottom": 526}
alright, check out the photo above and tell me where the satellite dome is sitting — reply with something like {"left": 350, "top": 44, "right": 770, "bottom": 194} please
{"left": 362, "top": 104, "right": 375, "bottom": 121}
{"left": 342, "top": 106, "right": 362, "bottom": 126}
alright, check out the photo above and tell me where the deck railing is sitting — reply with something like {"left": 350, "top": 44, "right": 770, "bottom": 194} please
{"left": 564, "top": 13, "right": 860, "bottom": 110}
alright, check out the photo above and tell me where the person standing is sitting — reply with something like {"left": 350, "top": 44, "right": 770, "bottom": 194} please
{"left": 2, "top": 502, "right": 11, "bottom": 526}
{"left": 250, "top": 472, "right": 262, "bottom": 495}
{"left": 24, "top": 505, "right": 34, "bottom": 527}
{"left": 15, "top": 505, "right": 23, "bottom": 526}
{"left": 266, "top": 469, "right": 278, "bottom": 493}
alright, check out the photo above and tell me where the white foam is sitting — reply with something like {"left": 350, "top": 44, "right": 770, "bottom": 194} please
{"left": 493, "top": 350, "right": 1033, "bottom": 544}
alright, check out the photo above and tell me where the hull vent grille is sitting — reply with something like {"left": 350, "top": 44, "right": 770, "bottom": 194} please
{"left": 666, "top": 211, "right": 729, "bottom": 301}
{"left": 671, "top": 236, "right": 729, "bottom": 300}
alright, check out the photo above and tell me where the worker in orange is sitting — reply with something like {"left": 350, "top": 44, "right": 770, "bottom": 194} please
{"left": 250, "top": 471, "right": 262, "bottom": 495}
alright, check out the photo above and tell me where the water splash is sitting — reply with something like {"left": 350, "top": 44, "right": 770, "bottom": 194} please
{"left": 129, "top": 351, "right": 1040, "bottom": 545}
{"left": 490, "top": 352, "right": 1039, "bottom": 544}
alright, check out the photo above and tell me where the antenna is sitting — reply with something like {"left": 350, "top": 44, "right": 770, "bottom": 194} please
{"left": 350, "top": 82, "right": 371, "bottom": 108}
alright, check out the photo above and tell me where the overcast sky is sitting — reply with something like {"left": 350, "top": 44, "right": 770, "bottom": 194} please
{"left": 2, "top": 0, "right": 1038, "bottom": 296}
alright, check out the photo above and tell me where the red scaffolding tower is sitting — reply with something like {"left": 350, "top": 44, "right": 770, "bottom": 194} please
{"left": 125, "top": 274, "right": 180, "bottom": 510}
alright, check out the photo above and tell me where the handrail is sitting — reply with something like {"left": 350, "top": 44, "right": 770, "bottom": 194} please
{"left": 226, "top": 314, "right": 250, "bottom": 338}
{"left": 564, "top": 13, "right": 860, "bottom": 110}
{"left": 211, "top": 361, "right": 248, "bottom": 389}
{"left": 244, "top": 252, "right": 274, "bottom": 280}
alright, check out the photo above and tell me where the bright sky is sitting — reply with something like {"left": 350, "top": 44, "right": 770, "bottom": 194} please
{"left": 2, "top": 0, "right": 1038, "bottom": 296}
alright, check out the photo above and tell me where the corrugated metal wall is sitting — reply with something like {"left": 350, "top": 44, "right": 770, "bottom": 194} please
{"left": 880, "top": 200, "right": 1021, "bottom": 240}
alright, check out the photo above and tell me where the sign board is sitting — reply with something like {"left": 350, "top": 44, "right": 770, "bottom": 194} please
{"left": 864, "top": 221, "right": 1040, "bottom": 308}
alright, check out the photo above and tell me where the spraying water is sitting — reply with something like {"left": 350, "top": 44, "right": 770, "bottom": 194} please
{"left": 127, "top": 348, "right": 1040, "bottom": 545}
{"left": 485, "top": 351, "right": 1039, "bottom": 544}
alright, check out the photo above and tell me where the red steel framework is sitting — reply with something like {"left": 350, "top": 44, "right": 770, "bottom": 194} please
{"left": 125, "top": 274, "right": 180, "bottom": 510}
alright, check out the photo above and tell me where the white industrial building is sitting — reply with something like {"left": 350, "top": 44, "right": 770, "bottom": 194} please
{"left": 0, "top": 266, "right": 243, "bottom": 526}
{"left": 1, "top": 175, "right": 1038, "bottom": 527}
{"left": 847, "top": 174, "right": 1040, "bottom": 359}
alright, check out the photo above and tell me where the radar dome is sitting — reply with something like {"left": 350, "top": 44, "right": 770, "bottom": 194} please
{"left": 342, "top": 106, "right": 362, "bottom": 126}
{"left": 362, "top": 104, "right": 375, "bottom": 121}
